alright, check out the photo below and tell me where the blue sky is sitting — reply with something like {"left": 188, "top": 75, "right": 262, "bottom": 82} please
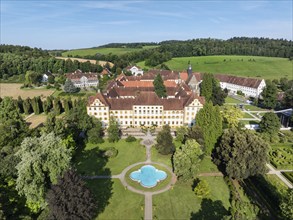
{"left": 1, "top": 0, "right": 292, "bottom": 49}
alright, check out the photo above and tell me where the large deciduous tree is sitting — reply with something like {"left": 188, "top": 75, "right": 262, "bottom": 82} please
{"left": 173, "top": 139, "right": 203, "bottom": 181}
{"left": 156, "top": 124, "right": 175, "bottom": 155}
{"left": 15, "top": 133, "right": 72, "bottom": 211}
{"left": 259, "top": 112, "right": 281, "bottom": 135}
{"left": 87, "top": 118, "right": 104, "bottom": 144}
{"left": 196, "top": 102, "right": 222, "bottom": 154}
{"left": 46, "top": 170, "right": 96, "bottom": 220}
{"left": 221, "top": 106, "right": 243, "bottom": 128}
{"left": 153, "top": 74, "right": 167, "bottom": 98}
{"left": 64, "top": 79, "right": 79, "bottom": 93}
{"left": 107, "top": 116, "right": 121, "bottom": 143}
{"left": 261, "top": 81, "right": 278, "bottom": 109}
{"left": 214, "top": 128, "right": 269, "bottom": 179}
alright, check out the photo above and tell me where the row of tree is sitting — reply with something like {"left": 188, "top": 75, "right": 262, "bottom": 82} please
{"left": 0, "top": 96, "right": 102, "bottom": 219}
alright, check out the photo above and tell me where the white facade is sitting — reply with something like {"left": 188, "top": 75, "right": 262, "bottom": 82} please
{"left": 73, "top": 76, "right": 99, "bottom": 88}
{"left": 87, "top": 98, "right": 203, "bottom": 128}
{"left": 129, "top": 66, "right": 144, "bottom": 76}
{"left": 219, "top": 79, "right": 266, "bottom": 98}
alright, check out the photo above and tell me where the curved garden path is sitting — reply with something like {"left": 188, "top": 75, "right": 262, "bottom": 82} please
{"left": 84, "top": 130, "right": 176, "bottom": 220}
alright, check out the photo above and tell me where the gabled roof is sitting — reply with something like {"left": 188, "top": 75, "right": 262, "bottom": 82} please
{"left": 215, "top": 74, "right": 263, "bottom": 88}
{"left": 66, "top": 71, "right": 98, "bottom": 80}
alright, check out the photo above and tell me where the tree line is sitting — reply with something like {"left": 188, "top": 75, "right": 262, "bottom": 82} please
{"left": 0, "top": 45, "right": 105, "bottom": 80}
{"left": 75, "top": 37, "right": 293, "bottom": 68}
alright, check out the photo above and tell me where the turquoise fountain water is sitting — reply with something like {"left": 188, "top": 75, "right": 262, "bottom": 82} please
{"left": 130, "top": 165, "right": 167, "bottom": 188}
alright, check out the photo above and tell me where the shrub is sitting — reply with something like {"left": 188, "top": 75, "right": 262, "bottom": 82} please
{"left": 237, "top": 90, "right": 245, "bottom": 96}
{"left": 193, "top": 179, "right": 210, "bottom": 198}
{"left": 103, "top": 147, "right": 118, "bottom": 158}
{"left": 125, "top": 135, "right": 136, "bottom": 142}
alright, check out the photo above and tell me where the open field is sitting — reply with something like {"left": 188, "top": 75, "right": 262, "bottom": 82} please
{"left": 62, "top": 45, "right": 158, "bottom": 57}
{"left": 25, "top": 114, "right": 47, "bottom": 128}
{"left": 0, "top": 83, "right": 55, "bottom": 99}
{"left": 55, "top": 57, "right": 114, "bottom": 67}
{"left": 139, "top": 55, "right": 292, "bottom": 80}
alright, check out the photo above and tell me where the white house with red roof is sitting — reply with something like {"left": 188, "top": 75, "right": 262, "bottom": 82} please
{"left": 125, "top": 65, "right": 144, "bottom": 76}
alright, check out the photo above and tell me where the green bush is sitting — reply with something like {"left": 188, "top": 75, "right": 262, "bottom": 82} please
{"left": 103, "top": 147, "right": 118, "bottom": 158}
{"left": 125, "top": 135, "right": 136, "bottom": 142}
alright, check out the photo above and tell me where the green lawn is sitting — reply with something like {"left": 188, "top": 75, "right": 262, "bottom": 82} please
{"left": 74, "top": 139, "right": 146, "bottom": 175}
{"left": 242, "top": 112, "right": 255, "bottom": 118}
{"left": 225, "top": 96, "right": 244, "bottom": 104}
{"left": 153, "top": 177, "right": 230, "bottom": 219}
{"left": 198, "top": 156, "right": 219, "bottom": 173}
{"left": 86, "top": 179, "right": 144, "bottom": 220}
{"left": 163, "top": 55, "right": 292, "bottom": 80}
{"left": 239, "top": 120, "right": 260, "bottom": 125}
{"left": 244, "top": 105, "right": 268, "bottom": 111}
{"left": 62, "top": 46, "right": 158, "bottom": 57}
{"left": 151, "top": 147, "right": 172, "bottom": 167}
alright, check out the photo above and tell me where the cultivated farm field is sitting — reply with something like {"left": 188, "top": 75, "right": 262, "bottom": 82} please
{"left": 0, "top": 83, "right": 55, "bottom": 99}
{"left": 55, "top": 57, "right": 114, "bottom": 67}
{"left": 138, "top": 55, "right": 292, "bottom": 80}
{"left": 25, "top": 114, "right": 47, "bottom": 128}
{"left": 62, "top": 45, "right": 158, "bottom": 57}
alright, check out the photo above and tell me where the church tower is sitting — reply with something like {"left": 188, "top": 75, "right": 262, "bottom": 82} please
{"left": 187, "top": 61, "right": 192, "bottom": 76}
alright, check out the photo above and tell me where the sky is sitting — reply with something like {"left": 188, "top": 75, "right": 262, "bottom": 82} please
{"left": 1, "top": 0, "right": 292, "bottom": 50}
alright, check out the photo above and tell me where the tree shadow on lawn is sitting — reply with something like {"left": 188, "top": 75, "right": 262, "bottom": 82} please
{"left": 75, "top": 147, "right": 115, "bottom": 217}
{"left": 86, "top": 178, "right": 113, "bottom": 217}
{"left": 74, "top": 147, "right": 111, "bottom": 176}
{"left": 190, "top": 198, "right": 229, "bottom": 220}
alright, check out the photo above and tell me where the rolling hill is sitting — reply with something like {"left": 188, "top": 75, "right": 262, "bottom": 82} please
{"left": 62, "top": 45, "right": 158, "bottom": 57}
{"left": 137, "top": 55, "right": 293, "bottom": 80}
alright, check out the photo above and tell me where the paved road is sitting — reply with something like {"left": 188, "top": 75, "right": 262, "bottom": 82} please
{"left": 266, "top": 163, "right": 293, "bottom": 189}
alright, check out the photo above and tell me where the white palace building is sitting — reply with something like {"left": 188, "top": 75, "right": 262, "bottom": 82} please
{"left": 87, "top": 71, "right": 205, "bottom": 128}
{"left": 87, "top": 67, "right": 266, "bottom": 128}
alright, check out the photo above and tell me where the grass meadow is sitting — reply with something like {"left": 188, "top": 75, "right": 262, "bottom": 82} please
{"left": 138, "top": 55, "right": 292, "bottom": 80}
{"left": 62, "top": 45, "right": 158, "bottom": 57}
{"left": 0, "top": 83, "right": 55, "bottom": 99}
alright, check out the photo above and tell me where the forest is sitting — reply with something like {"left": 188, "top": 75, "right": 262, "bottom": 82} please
{"left": 1, "top": 37, "right": 292, "bottom": 80}
{"left": 82, "top": 37, "right": 293, "bottom": 67}
{"left": 0, "top": 45, "right": 105, "bottom": 80}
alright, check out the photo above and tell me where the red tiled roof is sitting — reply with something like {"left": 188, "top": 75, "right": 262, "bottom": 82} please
{"left": 215, "top": 74, "right": 263, "bottom": 88}
{"left": 66, "top": 72, "right": 98, "bottom": 80}
{"left": 120, "top": 80, "right": 177, "bottom": 88}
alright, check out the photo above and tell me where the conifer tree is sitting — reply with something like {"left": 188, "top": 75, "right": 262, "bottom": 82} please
{"left": 17, "top": 96, "right": 24, "bottom": 113}
{"left": 196, "top": 102, "right": 222, "bottom": 154}
{"left": 153, "top": 74, "right": 167, "bottom": 98}
{"left": 23, "top": 98, "right": 32, "bottom": 115}
{"left": 107, "top": 116, "right": 120, "bottom": 142}
{"left": 53, "top": 97, "right": 62, "bottom": 115}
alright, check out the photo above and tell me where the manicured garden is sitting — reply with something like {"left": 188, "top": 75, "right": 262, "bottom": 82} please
{"left": 269, "top": 145, "right": 293, "bottom": 170}
{"left": 74, "top": 139, "right": 146, "bottom": 176}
